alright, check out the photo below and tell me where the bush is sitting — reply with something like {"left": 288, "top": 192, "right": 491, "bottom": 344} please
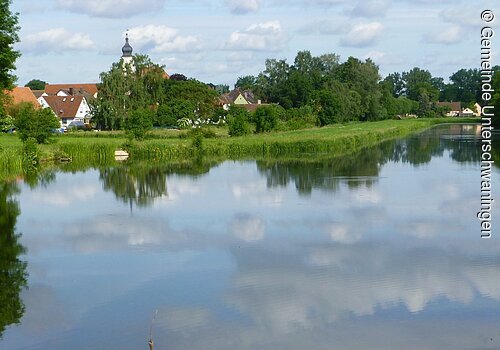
{"left": 186, "top": 127, "right": 216, "bottom": 139}
{"left": 14, "top": 103, "right": 60, "bottom": 143}
{"left": 254, "top": 105, "right": 282, "bottom": 133}
{"left": 227, "top": 106, "right": 251, "bottom": 137}
{"left": 124, "top": 108, "right": 154, "bottom": 140}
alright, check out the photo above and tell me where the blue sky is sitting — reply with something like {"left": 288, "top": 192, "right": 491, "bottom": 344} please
{"left": 11, "top": 0, "right": 498, "bottom": 87}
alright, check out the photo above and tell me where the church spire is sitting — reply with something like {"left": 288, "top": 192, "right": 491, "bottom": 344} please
{"left": 122, "top": 32, "right": 133, "bottom": 58}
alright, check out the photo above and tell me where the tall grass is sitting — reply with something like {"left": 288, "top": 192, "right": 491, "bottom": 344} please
{"left": 0, "top": 118, "right": 479, "bottom": 180}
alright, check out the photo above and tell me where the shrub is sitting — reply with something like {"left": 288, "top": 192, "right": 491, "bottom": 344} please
{"left": 124, "top": 108, "right": 154, "bottom": 140}
{"left": 227, "top": 106, "right": 251, "bottom": 137}
{"left": 14, "top": 104, "right": 60, "bottom": 143}
{"left": 186, "top": 127, "right": 216, "bottom": 139}
{"left": 254, "top": 105, "right": 282, "bottom": 133}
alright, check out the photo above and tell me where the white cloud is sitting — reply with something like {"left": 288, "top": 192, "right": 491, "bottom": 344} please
{"left": 231, "top": 180, "right": 284, "bottom": 207}
{"left": 230, "top": 214, "right": 266, "bottom": 242}
{"left": 57, "top": 0, "right": 166, "bottom": 18}
{"left": 350, "top": 0, "right": 390, "bottom": 17}
{"left": 127, "top": 25, "right": 203, "bottom": 53}
{"left": 30, "top": 184, "right": 98, "bottom": 207}
{"left": 325, "top": 223, "right": 361, "bottom": 243}
{"left": 353, "top": 187, "right": 382, "bottom": 204}
{"left": 298, "top": 19, "right": 348, "bottom": 35}
{"left": 423, "top": 26, "right": 463, "bottom": 45}
{"left": 225, "top": 21, "right": 287, "bottom": 51}
{"left": 21, "top": 28, "right": 94, "bottom": 54}
{"left": 340, "top": 22, "right": 383, "bottom": 47}
{"left": 226, "top": 0, "right": 262, "bottom": 14}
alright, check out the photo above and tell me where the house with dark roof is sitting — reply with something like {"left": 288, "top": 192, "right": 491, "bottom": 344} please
{"left": 40, "top": 95, "right": 91, "bottom": 128}
{"left": 220, "top": 88, "right": 266, "bottom": 112}
{"left": 31, "top": 90, "right": 45, "bottom": 99}
{"left": 435, "top": 102, "right": 461, "bottom": 117}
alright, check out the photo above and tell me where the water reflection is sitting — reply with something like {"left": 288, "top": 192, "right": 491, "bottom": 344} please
{"left": 257, "top": 124, "right": 483, "bottom": 195}
{"left": 99, "top": 158, "right": 221, "bottom": 208}
{"left": 0, "top": 182, "right": 27, "bottom": 337}
{"left": 2, "top": 123, "right": 500, "bottom": 349}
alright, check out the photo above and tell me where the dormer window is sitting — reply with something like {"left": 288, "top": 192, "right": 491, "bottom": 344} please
{"left": 70, "top": 97, "right": 74, "bottom": 102}
{"left": 63, "top": 98, "right": 66, "bottom": 102}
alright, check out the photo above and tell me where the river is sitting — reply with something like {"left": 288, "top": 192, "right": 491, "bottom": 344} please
{"left": 1, "top": 124, "right": 499, "bottom": 349}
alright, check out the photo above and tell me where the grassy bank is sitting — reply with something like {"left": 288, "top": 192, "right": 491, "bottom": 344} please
{"left": 0, "top": 117, "right": 478, "bottom": 180}
{"left": 128, "top": 118, "right": 478, "bottom": 160}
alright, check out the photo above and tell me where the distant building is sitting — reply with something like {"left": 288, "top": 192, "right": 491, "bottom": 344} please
{"left": 435, "top": 102, "right": 461, "bottom": 117}
{"left": 41, "top": 83, "right": 98, "bottom": 98}
{"left": 4, "top": 87, "right": 40, "bottom": 108}
{"left": 461, "top": 108, "right": 476, "bottom": 117}
{"left": 121, "top": 33, "right": 135, "bottom": 72}
{"left": 40, "top": 95, "right": 91, "bottom": 128}
{"left": 474, "top": 102, "right": 482, "bottom": 116}
{"left": 220, "top": 88, "right": 264, "bottom": 111}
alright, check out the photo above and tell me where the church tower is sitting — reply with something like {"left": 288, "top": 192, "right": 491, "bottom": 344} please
{"left": 121, "top": 33, "right": 134, "bottom": 70}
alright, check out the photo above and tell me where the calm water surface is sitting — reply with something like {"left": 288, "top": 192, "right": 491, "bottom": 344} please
{"left": 1, "top": 124, "right": 500, "bottom": 349}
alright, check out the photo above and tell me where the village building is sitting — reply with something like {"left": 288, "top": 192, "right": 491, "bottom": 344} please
{"left": 220, "top": 88, "right": 265, "bottom": 112}
{"left": 121, "top": 33, "right": 135, "bottom": 72}
{"left": 39, "top": 95, "right": 91, "bottom": 129}
{"left": 4, "top": 87, "right": 40, "bottom": 108}
{"left": 435, "top": 101, "right": 461, "bottom": 117}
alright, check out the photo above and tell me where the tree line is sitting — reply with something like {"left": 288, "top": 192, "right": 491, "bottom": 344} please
{"left": 90, "top": 50, "right": 500, "bottom": 139}
{"left": 236, "top": 51, "right": 500, "bottom": 124}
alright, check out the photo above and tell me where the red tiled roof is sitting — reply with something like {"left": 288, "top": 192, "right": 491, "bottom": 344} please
{"left": 44, "top": 83, "right": 98, "bottom": 96}
{"left": 4, "top": 87, "right": 40, "bottom": 107}
{"left": 42, "top": 95, "right": 85, "bottom": 118}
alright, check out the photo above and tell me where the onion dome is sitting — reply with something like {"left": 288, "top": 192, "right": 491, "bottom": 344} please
{"left": 122, "top": 34, "right": 133, "bottom": 57}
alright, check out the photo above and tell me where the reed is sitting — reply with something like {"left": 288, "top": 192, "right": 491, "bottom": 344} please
{"left": 0, "top": 118, "right": 480, "bottom": 180}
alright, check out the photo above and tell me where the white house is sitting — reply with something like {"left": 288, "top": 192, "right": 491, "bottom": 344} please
{"left": 40, "top": 95, "right": 91, "bottom": 128}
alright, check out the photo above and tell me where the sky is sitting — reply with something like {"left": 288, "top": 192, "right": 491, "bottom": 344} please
{"left": 11, "top": 0, "right": 499, "bottom": 88}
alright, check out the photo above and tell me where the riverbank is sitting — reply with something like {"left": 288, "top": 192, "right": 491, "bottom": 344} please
{"left": 0, "top": 117, "right": 478, "bottom": 180}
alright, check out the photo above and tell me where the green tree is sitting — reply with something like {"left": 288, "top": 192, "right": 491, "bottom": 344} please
{"left": 448, "top": 68, "right": 481, "bottom": 104}
{"left": 382, "top": 73, "right": 405, "bottom": 98}
{"left": 0, "top": 181, "right": 27, "bottom": 337}
{"left": 337, "top": 57, "right": 383, "bottom": 120}
{"left": 235, "top": 75, "right": 257, "bottom": 91}
{"left": 91, "top": 54, "right": 167, "bottom": 130}
{"left": 162, "top": 79, "right": 219, "bottom": 121}
{"left": 402, "top": 67, "right": 439, "bottom": 102}
{"left": 13, "top": 103, "right": 60, "bottom": 143}
{"left": 314, "top": 81, "right": 362, "bottom": 125}
{"left": 0, "top": 0, "right": 20, "bottom": 120}
{"left": 0, "top": 0, "right": 20, "bottom": 92}
{"left": 24, "top": 79, "right": 46, "bottom": 91}
{"left": 254, "top": 105, "right": 282, "bottom": 133}
{"left": 227, "top": 106, "right": 251, "bottom": 136}
{"left": 124, "top": 108, "right": 153, "bottom": 140}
